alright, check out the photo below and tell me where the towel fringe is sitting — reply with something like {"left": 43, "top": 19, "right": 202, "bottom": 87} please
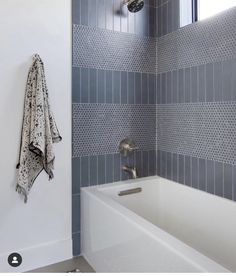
{"left": 16, "top": 184, "right": 28, "bottom": 204}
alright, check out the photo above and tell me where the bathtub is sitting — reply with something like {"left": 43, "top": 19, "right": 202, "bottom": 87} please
{"left": 81, "top": 176, "right": 236, "bottom": 272}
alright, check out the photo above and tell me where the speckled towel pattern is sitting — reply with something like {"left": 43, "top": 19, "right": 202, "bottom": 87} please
{"left": 16, "top": 54, "right": 62, "bottom": 203}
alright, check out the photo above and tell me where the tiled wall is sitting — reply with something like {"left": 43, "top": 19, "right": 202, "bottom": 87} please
{"left": 72, "top": 0, "right": 157, "bottom": 37}
{"left": 156, "top": 8, "right": 236, "bottom": 201}
{"left": 157, "top": 8, "right": 236, "bottom": 73}
{"left": 72, "top": 0, "right": 157, "bottom": 256}
{"left": 72, "top": 0, "right": 236, "bottom": 256}
{"left": 156, "top": 0, "right": 180, "bottom": 37}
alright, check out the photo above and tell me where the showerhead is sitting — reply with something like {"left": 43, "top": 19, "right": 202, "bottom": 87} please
{"left": 125, "top": 0, "right": 144, "bottom": 13}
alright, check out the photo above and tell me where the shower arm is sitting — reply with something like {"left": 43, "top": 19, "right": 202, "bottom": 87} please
{"left": 123, "top": 0, "right": 142, "bottom": 5}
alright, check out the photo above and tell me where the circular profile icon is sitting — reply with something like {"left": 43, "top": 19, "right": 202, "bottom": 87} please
{"left": 8, "top": 253, "right": 22, "bottom": 267}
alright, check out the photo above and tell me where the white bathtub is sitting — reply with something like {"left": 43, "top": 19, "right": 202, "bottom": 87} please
{"left": 81, "top": 176, "right": 236, "bottom": 272}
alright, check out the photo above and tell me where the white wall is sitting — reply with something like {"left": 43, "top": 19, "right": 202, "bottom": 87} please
{"left": 0, "top": 0, "right": 72, "bottom": 272}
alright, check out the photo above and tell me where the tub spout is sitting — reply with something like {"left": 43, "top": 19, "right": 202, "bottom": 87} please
{"left": 122, "top": 165, "right": 138, "bottom": 179}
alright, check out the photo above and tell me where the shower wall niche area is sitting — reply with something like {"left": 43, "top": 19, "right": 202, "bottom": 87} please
{"left": 72, "top": 0, "right": 158, "bottom": 255}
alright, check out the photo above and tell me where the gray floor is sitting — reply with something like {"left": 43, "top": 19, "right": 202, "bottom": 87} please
{"left": 28, "top": 256, "right": 95, "bottom": 273}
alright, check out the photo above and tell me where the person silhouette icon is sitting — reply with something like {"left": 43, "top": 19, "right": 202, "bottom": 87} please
{"left": 8, "top": 253, "right": 22, "bottom": 267}
{"left": 12, "top": 256, "right": 18, "bottom": 264}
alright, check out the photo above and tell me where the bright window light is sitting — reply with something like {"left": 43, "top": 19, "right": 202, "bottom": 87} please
{"left": 198, "top": 0, "right": 236, "bottom": 20}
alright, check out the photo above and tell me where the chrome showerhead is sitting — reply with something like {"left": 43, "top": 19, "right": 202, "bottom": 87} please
{"left": 124, "top": 0, "right": 144, "bottom": 13}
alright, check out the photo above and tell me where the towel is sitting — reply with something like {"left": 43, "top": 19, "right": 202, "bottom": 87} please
{"left": 16, "top": 54, "right": 62, "bottom": 203}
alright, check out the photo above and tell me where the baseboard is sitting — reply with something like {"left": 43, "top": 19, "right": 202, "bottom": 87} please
{"left": 0, "top": 238, "right": 73, "bottom": 272}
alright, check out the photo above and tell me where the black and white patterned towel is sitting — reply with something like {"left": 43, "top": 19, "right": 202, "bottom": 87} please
{"left": 16, "top": 54, "right": 62, "bottom": 203}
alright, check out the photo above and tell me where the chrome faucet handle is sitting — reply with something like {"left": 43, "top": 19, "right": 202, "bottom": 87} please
{"left": 128, "top": 145, "right": 139, "bottom": 151}
{"left": 118, "top": 138, "right": 139, "bottom": 156}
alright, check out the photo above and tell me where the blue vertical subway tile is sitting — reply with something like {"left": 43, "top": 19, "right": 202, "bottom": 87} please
{"left": 128, "top": 72, "right": 135, "bottom": 104}
{"left": 72, "top": 232, "right": 81, "bottom": 256}
{"left": 167, "top": 0, "right": 173, "bottom": 34}
{"left": 172, "top": 70, "right": 178, "bottom": 103}
{"left": 184, "top": 68, "right": 191, "bottom": 103}
{"left": 198, "top": 64, "right": 206, "bottom": 102}
{"left": 184, "top": 155, "right": 191, "bottom": 186}
{"left": 135, "top": 73, "right": 142, "bottom": 104}
{"left": 113, "top": 153, "right": 121, "bottom": 182}
{"left": 178, "top": 154, "right": 184, "bottom": 184}
{"left": 172, "top": 153, "right": 178, "bottom": 182}
{"left": 178, "top": 69, "right": 184, "bottom": 103}
{"left": 172, "top": 0, "right": 180, "bottom": 32}
{"left": 89, "top": 68, "right": 97, "bottom": 103}
{"left": 89, "top": 155, "right": 98, "bottom": 186}
{"left": 232, "top": 59, "right": 236, "bottom": 101}
{"left": 97, "top": 0, "right": 106, "bottom": 29}
{"left": 142, "top": 73, "right": 148, "bottom": 104}
{"left": 198, "top": 158, "right": 206, "bottom": 191}
{"left": 162, "top": 3, "right": 168, "bottom": 35}
{"left": 81, "top": 68, "right": 89, "bottom": 103}
{"left": 161, "top": 73, "right": 167, "bottom": 104}
{"left": 142, "top": 151, "right": 149, "bottom": 177}
{"left": 155, "top": 6, "right": 158, "bottom": 37}
{"left": 149, "top": 0, "right": 155, "bottom": 6}
{"left": 98, "top": 155, "right": 106, "bottom": 184}
{"left": 72, "top": 194, "right": 80, "bottom": 233}
{"left": 121, "top": 71, "right": 128, "bottom": 104}
{"left": 214, "top": 61, "right": 223, "bottom": 102}
{"left": 156, "top": 74, "right": 161, "bottom": 104}
{"left": 191, "top": 157, "right": 199, "bottom": 189}
{"left": 106, "top": 154, "right": 114, "bottom": 183}
{"left": 149, "top": 5, "right": 156, "bottom": 37}
{"left": 157, "top": 5, "right": 162, "bottom": 37}
{"left": 72, "top": 0, "right": 81, "bottom": 25}
{"left": 72, "top": 67, "right": 80, "bottom": 103}
{"left": 114, "top": 0, "right": 121, "bottom": 32}
{"left": 133, "top": 12, "right": 138, "bottom": 35}
{"left": 191, "top": 66, "right": 198, "bottom": 102}
{"left": 144, "top": 5, "right": 150, "bottom": 36}
{"left": 206, "top": 63, "right": 214, "bottom": 102}
{"left": 215, "top": 161, "right": 223, "bottom": 197}
{"left": 106, "top": 70, "right": 113, "bottom": 103}
{"left": 222, "top": 59, "right": 232, "bottom": 102}
{"left": 148, "top": 150, "right": 156, "bottom": 176}
{"left": 233, "top": 165, "right": 236, "bottom": 201}
{"left": 113, "top": 71, "right": 121, "bottom": 104}
{"left": 135, "top": 151, "right": 143, "bottom": 177}
{"left": 224, "top": 163, "right": 233, "bottom": 200}
{"left": 166, "top": 152, "right": 172, "bottom": 180}
{"left": 160, "top": 151, "right": 167, "bottom": 178}
{"left": 128, "top": 10, "right": 135, "bottom": 34}
{"left": 156, "top": 150, "right": 161, "bottom": 176}
{"left": 148, "top": 74, "right": 156, "bottom": 104}
{"left": 167, "top": 71, "right": 172, "bottom": 104}
{"left": 206, "top": 159, "right": 215, "bottom": 195}
{"left": 72, "top": 157, "right": 81, "bottom": 194}
{"left": 81, "top": 0, "right": 88, "bottom": 26}
{"left": 121, "top": 6, "right": 128, "bottom": 33}
{"left": 88, "top": 0, "right": 97, "bottom": 27}
{"left": 98, "top": 69, "right": 105, "bottom": 103}
{"left": 127, "top": 152, "right": 134, "bottom": 167}
{"left": 81, "top": 156, "right": 89, "bottom": 187}
{"left": 105, "top": 0, "right": 113, "bottom": 30}
{"left": 135, "top": 6, "right": 145, "bottom": 36}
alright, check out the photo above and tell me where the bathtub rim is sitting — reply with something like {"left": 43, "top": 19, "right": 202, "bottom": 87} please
{"left": 81, "top": 176, "right": 230, "bottom": 272}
